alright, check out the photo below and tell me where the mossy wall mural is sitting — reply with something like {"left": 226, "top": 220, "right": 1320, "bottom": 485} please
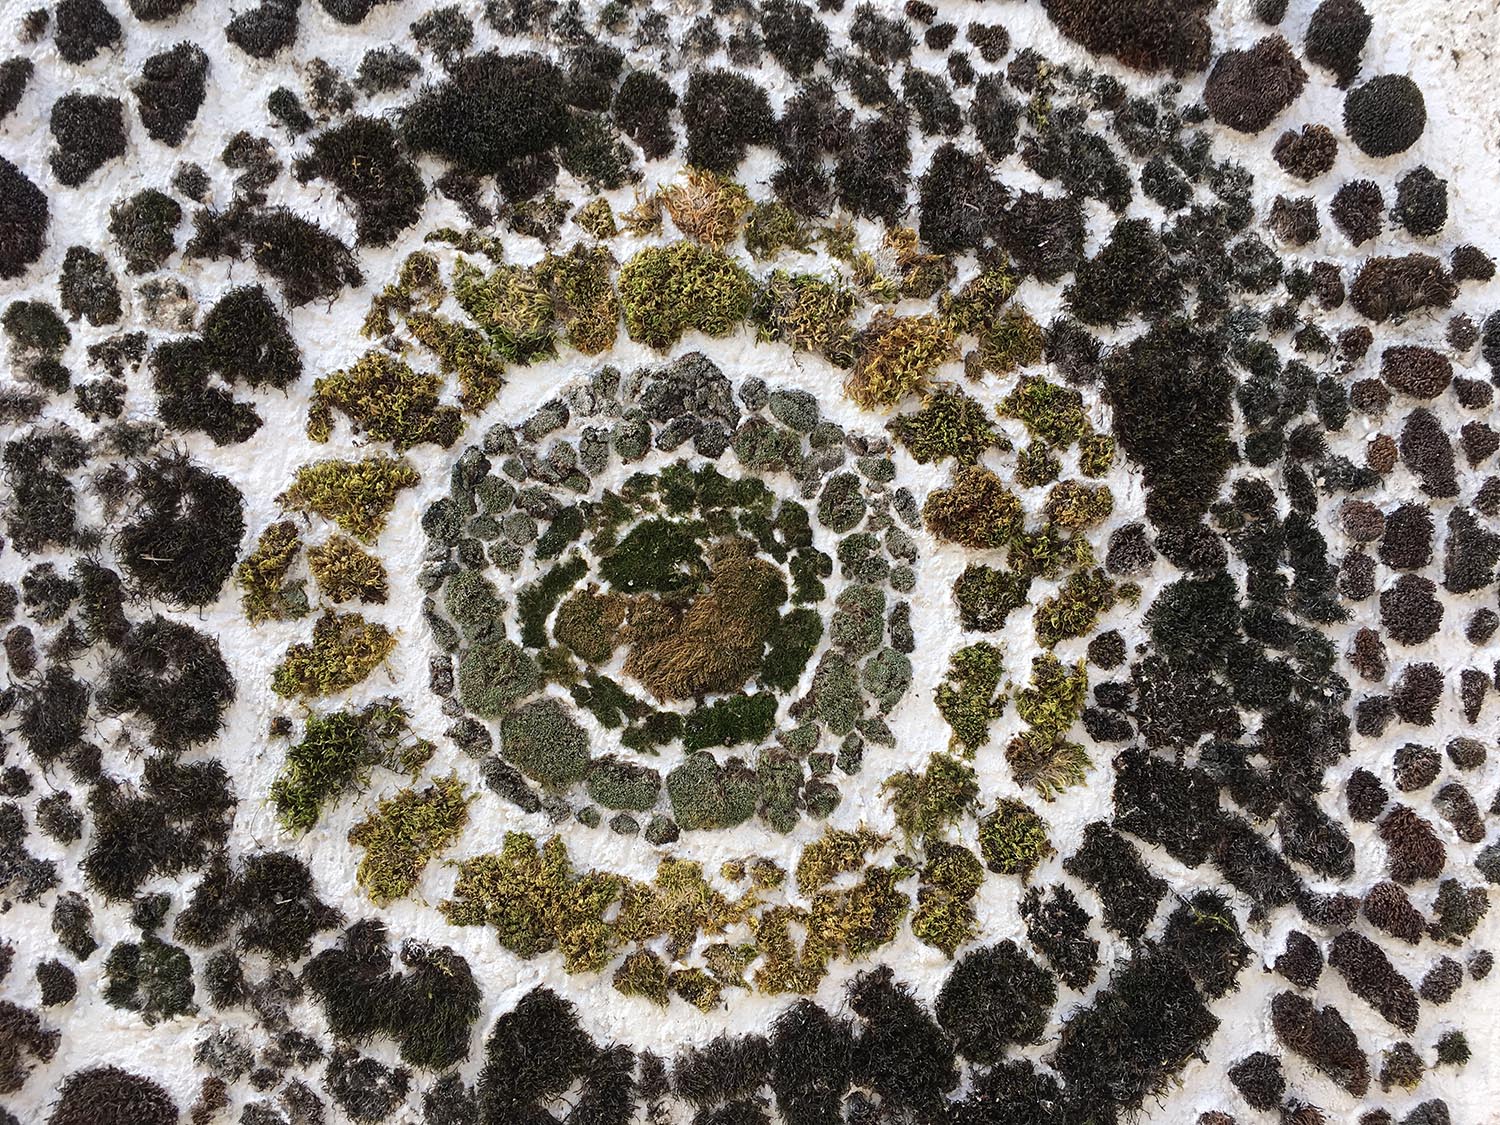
{"left": 1, "top": 0, "right": 1499, "bottom": 1123}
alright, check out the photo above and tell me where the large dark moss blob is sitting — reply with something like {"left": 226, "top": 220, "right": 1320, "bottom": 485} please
{"left": 848, "top": 967, "right": 959, "bottom": 1119}
{"left": 1203, "top": 36, "right": 1306, "bottom": 135}
{"left": 59, "top": 246, "right": 121, "bottom": 325}
{"left": 0, "top": 58, "right": 32, "bottom": 122}
{"left": 318, "top": 0, "right": 391, "bottom": 22}
{"left": 682, "top": 69, "right": 776, "bottom": 175}
{"left": 148, "top": 337, "right": 262, "bottom": 445}
{"left": 835, "top": 114, "right": 912, "bottom": 225}
{"left": 478, "top": 988, "right": 597, "bottom": 1121}
{"left": 118, "top": 452, "right": 245, "bottom": 607}
{"left": 1344, "top": 74, "right": 1426, "bottom": 157}
{"left": 1040, "top": 0, "right": 1214, "bottom": 76}
{"left": 1306, "top": 0, "right": 1372, "bottom": 86}
{"left": 237, "top": 850, "right": 342, "bottom": 960}
{"left": 917, "top": 143, "right": 1006, "bottom": 254}
{"left": 1053, "top": 944, "right": 1219, "bottom": 1116}
{"left": 294, "top": 116, "right": 426, "bottom": 246}
{"left": 935, "top": 941, "right": 1056, "bottom": 1063}
{"left": 49, "top": 1066, "right": 177, "bottom": 1125}
{"left": 201, "top": 284, "right": 301, "bottom": 388}
{"left": 760, "top": 0, "right": 828, "bottom": 78}
{"left": 1103, "top": 320, "right": 1233, "bottom": 527}
{"left": 0, "top": 158, "right": 48, "bottom": 280}
{"left": 49, "top": 93, "right": 128, "bottom": 186}
{"left": 190, "top": 204, "right": 364, "bottom": 306}
{"left": 129, "top": 0, "right": 197, "bottom": 19}
{"left": 133, "top": 41, "right": 208, "bottom": 147}
{"left": 402, "top": 52, "right": 569, "bottom": 177}
{"left": 226, "top": 0, "right": 299, "bottom": 60}
{"left": 769, "top": 1000, "right": 855, "bottom": 1125}
{"left": 55, "top": 0, "right": 123, "bottom": 64}
{"left": 613, "top": 70, "right": 677, "bottom": 161}
{"left": 1065, "top": 217, "right": 1181, "bottom": 326}
{"left": 98, "top": 617, "right": 235, "bottom": 751}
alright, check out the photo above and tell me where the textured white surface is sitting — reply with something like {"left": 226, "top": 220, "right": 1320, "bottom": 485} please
{"left": 2, "top": 0, "right": 1499, "bottom": 1121}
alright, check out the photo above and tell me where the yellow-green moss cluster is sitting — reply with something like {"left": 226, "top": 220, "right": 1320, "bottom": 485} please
{"left": 309, "top": 349, "right": 462, "bottom": 449}
{"left": 911, "top": 841, "right": 984, "bottom": 955}
{"left": 845, "top": 312, "right": 955, "bottom": 410}
{"left": 743, "top": 201, "right": 812, "bottom": 259}
{"left": 535, "top": 243, "right": 620, "bottom": 354}
{"left": 271, "top": 699, "right": 433, "bottom": 833}
{"left": 308, "top": 535, "right": 389, "bottom": 604}
{"left": 888, "top": 387, "right": 1004, "bottom": 464}
{"left": 271, "top": 611, "right": 397, "bottom": 697}
{"left": 941, "top": 264, "right": 1019, "bottom": 336}
{"left": 922, "top": 465, "right": 1024, "bottom": 550}
{"left": 752, "top": 270, "right": 858, "bottom": 366}
{"left": 1007, "top": 654, "right": 1090, "bottom": 798}
{"left": 404, "top": 310, "right": 506, "bottom": 413}
{"left": 1034, "top": 567, "right": 1120, "bottom": 648}
{"left": 453, "top": 258, "right": 557, "bottom": 364}
{"left": 1044, "top": 480, "right": 1115, "bottom": 532}
{"left": 236, "top": 520, "right": 308, "bottom": 624}
{"left": 795, "top": 827, "right": 886, "bottom": 894}
{"left": 575, "top": 198, "right": 617, "bottom": 239}
{"left": 618, "top": 242, "right": 754, "bottom": 350}
{"left": 978, "top": 798, "right": 1054, "bottom": 878}
{"left": 886, "top": 227, "right": 952, "bottom": 299}
{"left": 882, "top": 752, "right": 979, "bottom": 842}
{"left": 361, "top": 250, "right": 444, "bottom": 337}
{"left": 935, "top": 641, "right": 1008, "bottom": 753}
{"left": 349, "top": 775, "right": 470, "bottom": 906}
{"left": 278, "top": 455, "right": 420, "bottom": 541}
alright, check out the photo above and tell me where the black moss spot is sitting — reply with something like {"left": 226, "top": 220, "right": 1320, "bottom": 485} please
{"left": 935, "top": 941, "right": 1055, "bottom": 1063}
{"left": 55, "top": 0, "right": 122, "bottom": 65}
{"left": 98, "top": 617, "right": 234, "bottom": 750}
{"left": 1344, "top": 74, "right": 1426, "bottom": 157}
{"left": 49, "top": 93, "right": 128, "bottom": 186}
{"left": 768, "top": 1000, "right": 854, "bottom": 1125}
{"left": 134, "top": 42, "right": 208, "bottom": 147}
{"left": 49, "top": 1066, "right": 177, "bottom": 1125}
{"left": 1064, "top": 822, "right": 1166, "bottom": 939}
{"left": 226, "top": 0, "right": 299, "bottom": 60}
{"left": 128, "top": 0, "right": 195, "bottom": 19}
{"left": 201, "top": 284, "right": 301, "bottom": 389}
{"left": 1273, "top": 124, "right": 1338, "bottom": 180}
{"left": 613, "top": 70, "right": 677, "bottom": 161}
{"left": 108, "top": 189, "right": 182, "bottom": 273}
{"left": 1040, "top": 0, "right": 1213, "bottom": 75}
{"left": 189, "top": 204, "right": 363, "bottom": 306}
{"left": 403, "top": 52, "right": 569, "bottom": 179}
{"left": 149, "top": 338, "right": 262, "bottom": 445}
{"left": 478, "top": 987, "right": 597, "bottom": 1120}
{"left": 917, "top": 143, "right": 1005, "bottom": 254}
{"left": 1306, "top": 0, "right": 1371, "bottom": 87}
{"left": 1392, "top": 166, "right": 1448, "bottom": 236}
{"left": 682, "top": 69, "right": 775, "bottom": 175}
{"left": 1229, "top": 1052, "right": 1286, "bottom": 1111}
{"left": 848, "top": 966, "right": 958, "bottom": 1120}
{"left": 118, "top": 451, "right": 245, "bottom": 606}
{"left": 1271, "top": 990, "right": 1369, "bottom": 1095}
{"left": 1204, "top": 36, "right": 1306, "bottom": 134}
{"left": 295, "top": 117, "right": 426, "bottom": 246}
{"left": 238, "top": 851, "right": 341, "bottom": 960}
{"left": 1329, "top": 929, "right": 1419, "bottom": 1031}
{"left": 0, "top": 58, "right": 32, "bottom": 122}
{"left": 59, "top": 247, "right": 121, "bottom": 326}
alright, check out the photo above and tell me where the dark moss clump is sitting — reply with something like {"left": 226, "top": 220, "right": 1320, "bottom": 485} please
{"left": 402, "top": 52, "right": 568, "bottom": 186}
{"left": 613, "top": 70, "right": 677, "bottom": 161}
{"left": 103, "top": 934, "right": 197, "bottom": 1024}
{"left": 1065, "top": 218, "right": 1181, "bottom": 326}
{"left": 59, "top": 247, "right": 121, "bottom": 325}
{"left": 225, "top": 0, "right": 299, "bottom": 60}
{"left": 98, "top": 617, "right": 234, "bottom": 751}
{"left": 1203, "top": 36, "right": 1306, "bottom": 134}
{"left": 236, "top": 851, "right": 342, "bottom": 961}
{"left": 1306, "top": 0, "right": 1372, "bottom": 86}
{"left": 49, "top": 93, "right": 128, "bottom": 186}
{"left": 133, "top": 42, "right": 209, "bottom": 147}
{"left": 835, "top": 116, "right": 913, "bottom": 225}
{"left": 1272, "top": 991, "right": 1369, "bottom": 1095}
{"left": 55, "top": 0, "right": 121, "bottom": 64}
{"left": 1040, "top": 0, "right": 1212, "bottom": 75}
{"left": 118, "top": 452, "right": 245, "bottom": 606}
{"left": 201, "top": 284, "right": 301, "bottom": 389}
{"left": 1273, "top": 124, "right": 1338, "bottom": 180}
{"left": 1162, "top": 891, "right": 1249, "bottom": 998}
{"left": 1392, "top": 166, "right": 1448, "bottom": 237}
{"left": 1228, "top": 1052, "right": 1285, "bottom": 1111}
{"left": 1329, "top": 930, "right": 1419, "bottom": 1032}
{"left": 108, "top": 189, "right": 182, "bottom": 274}
{"left": 680, "top": 69, "right": 775, "bottom": 175}
{"left": 49, "top": 1066, "right": 178, "bottom": 1125}
{"left": 1053, "top": 943, "right": 1219, "bottom": 1115}
{"left": 477, "top": 988, "right": 598, "bottom": 1121}
{"left": 3, "top": 424, "right": 87, "bottom": 554}
{"left": 188, "top": 204, "right": 364, "bottom": 307}
{"left": 0, "top": 157, "right": 48, "bottom": 280}
{"left": 0, "top": 58, "right": 32, "bottom": 122}
{"left": 1063, "top": 822, "right": 1166, "bottom": 939}
{"left": 294, "top": 117, "right": 427, "bottom": 246}
{"left": 1344, "top": 74, "right": 1427, "bottom": 157}
{"left": 847, "top": 966, "right": 958, "bottom": 1120}
{"left": 149, "top": 338, "right": 262, "bottom": 445}
{"left": 935, "top": 941, "right": 1055, "bottom": 1063}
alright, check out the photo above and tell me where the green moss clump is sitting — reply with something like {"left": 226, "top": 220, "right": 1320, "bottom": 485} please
{"left": 502, "top": 697, "right": 590, "bottom": 787}
{"left": 666, "top": 751, "right": 759, "bottom": 830}
{"left": 760, "top": 607, "right": 823, "bottom": 692}
{"left": 444, "top": 569, "right": 505, "bottom": 643}
{"left": 616, "top": 856, "right": 740, "bottom": 959}
{"left": 404, "top": 311, "right": 506, "bottom": 414}
{"left": 1034, "top": 568, "right": 1118, "bottom": 648}
{"left": 452, "top": 258, "right": 556, "bottom": 364}
{"left": 236, "top": 520, "right": 308, "bottom": 624}
{"left": 362, "top": 250, "right": 444, "bottom": 336}
{"left": 935, "top": 642, "right": 1008, "bottom": 752}
{"left": 683, "top": 692, "right": 777, "bottom": 750}
{"left": 1044, "top": 481, "right": 1115, "bottom": 532}
{"left": 307, "top": 535, "right": 388, "bottom": 604}
{"left": 552, "top": 586, "right": 625, "bottom": 663}
{"left": 517, "top": 554, "right": 588, "bottom": 648}
{"left": 846, "top": 312, "right": 955, "bottom": 410}
{"left": 923, "top": 466, "right": 1024, "bottom": 550}
{"left": 974, "top": 307, "right": 1045, "bottom": 375}
{"left": 458, "top": 640, "right": 540, "bottom": 717}
{"left": 103, "top": 935, "right": 196, "bottom": 1024}
{"left": 752, "top": 270, "right": 858, "bottom": 366}
{"left": 1007, "top": 655, "right": 1090, "bottom": 798}
{"left": 442, "top": 833, "right": 624, "bottom": 973}
{"left": 618, "top": 242, "right": 753, "bottom": 350}
{"left": 888, "top": 387, "right": 1002, "bottom": 464}
{"left": 613, "top": 948, "right": 669, "bottom": 1005}
{"left": 999, "top": 376, "right": 1091, "bottom": 446}
{"left": 978, "top": 798, "right": 1054, "bottom": 878}
{"left": 1079, "top": 432, "right": 1116, "bottom": 477}
{"left": 271, "top": 699, "right": 433, "bottom": 833}
{"left": 585, "top": 757, "right": 662, "bottom": 811}
{"left": 941, "top": 265, "right": 1019, "bottom": 337}
{"left": 271, "top": 611, "right": 396, "bottom": 698}
{"left": 575, "top": 197, "right": 617, "bottom": 239}
{"left": 911, "top": 842, "right": 984, "bottom": 956}
{"left": 882, "top": 752, "right": 979, "bottom": 841}
{"left": 953, "top": 564, "right": 1030, "bottom": 631}
{"left": 349, "top": 775, "right": 470, "bottom": 907}
{"left": 279, "top": 455, "right": 420, "bottom": 541}
{"left": 743, "top": 200, "right": 812, "bottom": 258}
{"left": 536, "top": 243, "right": 620, "bottom": 355}
{"left": 309, "top": 349, "right": 462, "bottom": 450}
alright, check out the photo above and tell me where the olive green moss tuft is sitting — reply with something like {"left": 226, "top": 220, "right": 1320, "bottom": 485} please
{"left": 271, "top": 611, "right": 397, "bottom": 698}
{"left": 935, "top": 642, "right": 1008, "bottom": 752}
{"left": 535, "top": 243, "right": 620, "bottom": 355}
{"left": 236, "top": 520, "right": 309, "bottom": 624}
{"left": 309, "top": 349, "right": 462, "bottom": 450}
{"left": 279, "top": 455, "right": 420, "bottom": 541}
{"left": 752, "top": 270, "right": 858, "bottom": 366}
{"left": 978, "top": 799, "right": 1054, "bottom": 878}
{"left": 882, "top": 753, "right": 979, "bottom": 841}
{"left": 888, "top": 388, "right": 1002, "bottom": 464}
{"left": 660, "top": 167, "right": 752, "bottom": 248}
{"left": 845, "top": 312, "right": 955, "bottom": 410}
{"left": 349, "top": 775, "right": 471, "bottom": 906}
{"left": 1007, "top": 655, "right": 1090, "bottom": 798}
{"left": 618, "top": 242, "right": 753, "bottom": 350}
{"left": 453, "top": 257, "right": 557, "bottom": 364}
{"left": 923, "top": 466, "right": 1024, "bottom": 550}
{"left": 307, "top": 535, "right": 389, "bottom": 604}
